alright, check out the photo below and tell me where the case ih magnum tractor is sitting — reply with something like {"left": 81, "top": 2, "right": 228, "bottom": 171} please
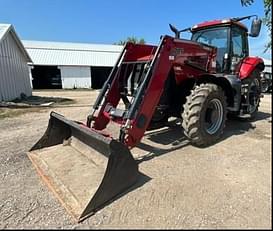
{"left": 28, "top": 15, "right": 264, "bottom": 222}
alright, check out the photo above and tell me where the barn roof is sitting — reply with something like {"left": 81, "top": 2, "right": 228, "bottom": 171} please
{"left": 0, "top": 24, "right": 32, "bottom": 62}
{"left": 22, "top": 40, "right": 123, "bottom": 67}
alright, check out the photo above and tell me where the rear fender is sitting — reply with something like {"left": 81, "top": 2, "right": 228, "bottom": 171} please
{"left": 239, "top": 57, "right": 264, "bottom": 80}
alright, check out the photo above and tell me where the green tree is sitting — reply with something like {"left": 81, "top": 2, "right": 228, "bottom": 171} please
{"left": 241, "top": 0, "right": 255, "bottom": 6}
{"left": 114, "top": 36, "right": 146, "bottom": 45}
{"left": 241, "top": 0, "right": 272, "bottom": 51}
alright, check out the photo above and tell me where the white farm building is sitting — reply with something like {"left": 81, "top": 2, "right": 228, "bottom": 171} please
{"left": 22, "top": 40, "right": 123, "bottom": 89}
{"left": 263, "top": 58, "right": 272, "bottom": 74}
{"left": 0, "top": 24, "right": 32, "bottom": 101}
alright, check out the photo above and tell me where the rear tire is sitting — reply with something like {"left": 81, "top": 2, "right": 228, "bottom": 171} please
{"left": 182, "top": 83, "right": 227, "bottom": 147}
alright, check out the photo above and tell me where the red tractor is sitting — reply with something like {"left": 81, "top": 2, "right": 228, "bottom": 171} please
{"left": 28, "top": 15, "right": 264, "bottom": 222}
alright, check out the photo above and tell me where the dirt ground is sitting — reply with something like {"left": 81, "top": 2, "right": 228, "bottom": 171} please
{"left": 0, "top": 89, "right": 271, "bottom": 229}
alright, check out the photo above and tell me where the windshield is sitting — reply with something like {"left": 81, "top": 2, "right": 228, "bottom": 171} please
{"left": 191, "top": 27, "right": 229, "bottom": 72}
{"left": 191, "top": 27, "right": 228, "bottom": 48}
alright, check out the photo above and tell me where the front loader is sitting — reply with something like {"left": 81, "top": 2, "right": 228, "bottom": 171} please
{"left": 28, "top": 15, "right": 264, "bottom": 222}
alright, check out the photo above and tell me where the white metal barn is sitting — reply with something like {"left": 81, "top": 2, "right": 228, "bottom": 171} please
{"left": 0, "top": 24, "right": 32, "bottom": 101}
{"left": 22, "top": 40, "right": 123, "bottom": 89}
{"left": 263, "top": 58, "right": 272, "bottom": 73}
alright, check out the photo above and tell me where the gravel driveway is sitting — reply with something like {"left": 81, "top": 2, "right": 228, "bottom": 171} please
{"left": 0, "top": 90, "right": 271, "bottom": 229}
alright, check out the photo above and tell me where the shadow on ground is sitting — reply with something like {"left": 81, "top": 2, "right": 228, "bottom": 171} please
{"left": 223, "top": 111, "right": 272, "bottom": 137}
{"left": 136, "top": 123, "right": 190, "bottom": 164}
{"left": 81, "top": 110, "right": 272, "bottom": 221}
{"left": 11, "top": 95, "right": 75, "bottom": 107}
{"left": 134, "top": 119, "right": 190, "bottom": 165}
{"left": 135, "top": 111, "right": 271, "bottom": 164}
{"left": 0, "top": 95, "right": 75, "bottom": 119}
{"left": 25, "top": 111, "right": 272, "bottom": 223}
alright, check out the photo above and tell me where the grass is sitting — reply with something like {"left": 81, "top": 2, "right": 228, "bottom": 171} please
{"left": 0, "top": 108, "right": 45, "bottom": 119}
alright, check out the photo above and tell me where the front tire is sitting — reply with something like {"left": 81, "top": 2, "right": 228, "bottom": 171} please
{"left": 241, "top": 69, "right": 262, "bottom": 119}
{"left": 261, "top": 81, "right": 269, "bottom": 93}
{"left": 182, "top": 83, "right": 227, "bottom": 147}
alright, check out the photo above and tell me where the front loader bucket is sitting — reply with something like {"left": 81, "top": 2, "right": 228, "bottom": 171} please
{"left": 28, "top": 111, "right": 139, "bottom": 222}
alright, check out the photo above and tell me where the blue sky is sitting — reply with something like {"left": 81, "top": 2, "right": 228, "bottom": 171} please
{"left": 0, "top": 0, "right": 271, "bottom": 59}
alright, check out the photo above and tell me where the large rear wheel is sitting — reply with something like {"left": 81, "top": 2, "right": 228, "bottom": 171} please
{"left": 182, "top": 83, "right": 227, "bottom": 147}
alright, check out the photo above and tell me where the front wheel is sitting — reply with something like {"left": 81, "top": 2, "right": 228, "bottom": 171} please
{"left": 248, "top": 77, "right": 260, "bottom": 118}
{"left": 241, "top": 69, "right": 262, "bottom": 119}
{"left": 182, "top": 83, "right": 227, "bottom": 147}
{"left": 261, "top": 81, "right": 269, "bottom": 93}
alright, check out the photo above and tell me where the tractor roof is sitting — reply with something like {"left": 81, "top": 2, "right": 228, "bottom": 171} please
{"left": 191, "top": 18, "right": 248, "bottom": 32}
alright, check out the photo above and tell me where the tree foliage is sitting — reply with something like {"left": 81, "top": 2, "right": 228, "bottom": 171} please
{"left": 241, "top": 0, "right": 272, "bottom": 51}
{"left": 114, "top": 36, "right": 146, "bottom": 45}
{"left": 241, "top": 0, "right": 255, "bottom": 6}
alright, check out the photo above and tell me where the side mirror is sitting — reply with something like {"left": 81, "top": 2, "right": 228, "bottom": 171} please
{"left": 169, "top": 24, "right": 180, "bottom": 39}
{"left": 249, "top": 18, "right": 262, "bottom": 37}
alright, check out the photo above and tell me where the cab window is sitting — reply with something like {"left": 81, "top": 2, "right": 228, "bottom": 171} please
{"left": 191, "top": 27, "right": 229, "bottom": 72}
{"left": 231, "top": 27, "right": 246, "bottom": 57}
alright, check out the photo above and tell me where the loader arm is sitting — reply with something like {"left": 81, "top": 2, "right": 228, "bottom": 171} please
{"left": 89, "top": 36, "right": 175, "bottom": 148}
{"left": 89, "top": 35, "right": 216, "bottom": 148}
{"left": 124, "top": 37, "right": 174, "bottom": 147}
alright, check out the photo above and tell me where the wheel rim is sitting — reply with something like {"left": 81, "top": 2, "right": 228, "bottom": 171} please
{"left": 249, "top": 78, "right": 260, "bottom": 114}
{"left": 204, "top": 99, "right": 223, "bottom": 135}
{"left": 261, "top": 82, "right": 268, "bottom": 93}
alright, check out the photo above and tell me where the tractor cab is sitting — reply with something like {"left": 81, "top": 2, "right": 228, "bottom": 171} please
{"left": 170, "top": 15, "right": 262, "bottom": 74}
{"left": 190, "top": 16, "right": 262, "bottom": 73}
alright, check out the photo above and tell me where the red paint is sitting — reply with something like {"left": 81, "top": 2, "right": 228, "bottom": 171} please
{"left": 92, "top": 43, "right": 157, "bottom": 130}
{"left": 87, "top": 18, "right": 264, "bottom": 150}
{"left": 102, "top": 111, "right": 124, "bottom": 125}
{"left": 172, "top": 40, "right": 217, "bottom": 84}
{"left": 193, "top": 19, "right": 223, "bottom": 30}
{"left": 192, "top": 19, "right": 248, "bottom": 31}
{"left": 137, "top": 54, "right": 154, "bottom": 61}
{"left": 123, "top": 43, "right": 157, "bottom": 62}
{"left": 91, "top": 36, "right": 216, "bottom": 148}
{"left": 239, "top": 56, "right": 264, "bottom": 79}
